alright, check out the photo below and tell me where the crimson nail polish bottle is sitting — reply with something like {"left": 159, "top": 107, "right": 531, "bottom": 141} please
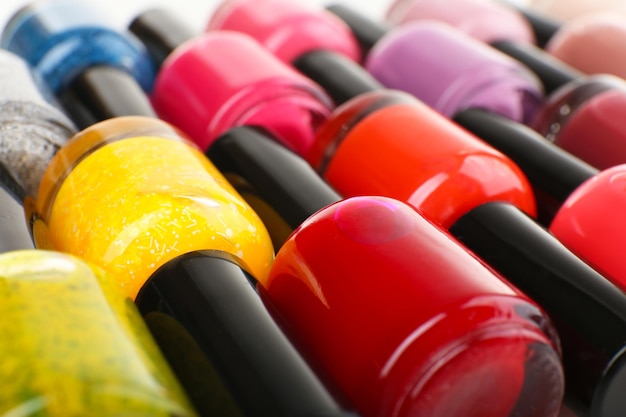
{"left": 129, "top": 10, "right": 333, "bottom": 157}
{"left": 309, "top": 90, "right": 536, "bottom": 229}
{"left": 533, "top": 74, "right": 626, "bottom": 170}
{"left": 261, "top": 196, "right": 564, "bottom": 417}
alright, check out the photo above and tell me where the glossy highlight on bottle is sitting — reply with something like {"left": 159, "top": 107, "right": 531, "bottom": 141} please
{"left": 0, "top": 250, "right": 197, "bottom": 416}
{"left": 310, "top": 90, "right": 536, "bottom": 229}
{"left": 35, "top": 116, "right": 274, "bottom": 299}
{"left": 261, "top": 196, "right": 564, "bottom": 417}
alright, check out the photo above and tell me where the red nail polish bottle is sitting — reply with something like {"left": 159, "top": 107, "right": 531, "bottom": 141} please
{"left": 261, "top": 196, "right": 564, "bottom": 417}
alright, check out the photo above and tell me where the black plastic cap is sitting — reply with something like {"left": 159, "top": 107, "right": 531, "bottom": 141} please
{"left": 129, "top": 8, "right": 197, "bottom": 69}
{"left": 452, "top": 108, "right": 598, "bottom": 225}
{"left": 450, "top": 202, "right": 626, "bottom": 415}
{"left": 325, "top": 4, "right": 389, "bottom": 55}
{"left": 136, "top": 250, "right": 358, "bottom": 417}
{"left": 514, "top": 6, "right": 561, "bottom": 48}
{"left": 293, "top": 49, "right": 383, "bottom": 106}
{"left": 209, "top": 126, "right": 341, "bottom": 229}
{"left": 491, "top": 40, "right": 583, "bottom": 94}
{"left": 59, "top": 65, "right": 156, "bottom": 128}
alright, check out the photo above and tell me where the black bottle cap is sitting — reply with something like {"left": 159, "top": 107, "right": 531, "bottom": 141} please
{"left": 59, "top": 65, "right": 156, "bottom": 129}
{"left": 325, "top": 4, "right": 389, "bottom": 55}
{"left": 209, "top": 126, "right": 341, "bottom": 230}
{"left": 293, "top": 49, "right": 383, "bottom": 106}
{"left": 129, "top": 8, "right": 197, "bottom": 69}
{"left": 136, "top": 250, "right": 358, "bottom": 417}
{"left": 452, "top": 108, "right": 598, "bottom": 225}
{"left": 450, "top": 202, "right": 626, "bottom": 415}
{"left": 491, "top": 40, "right": 583, "bottom": 94}
{"left": 512, "top": 6, "right": 561, "bottom": 48}
{"left": 0, "top": 164, "right": 34, "bottom": 252}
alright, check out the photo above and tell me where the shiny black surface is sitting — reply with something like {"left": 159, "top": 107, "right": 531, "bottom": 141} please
{"left": 491, "top": 40, "right": 582, "bottom": 94}
{"left": 59, "top": 65, "right": 156, "bottom": 128}
{"left": 136, "top": 250, "right": 358, "bottom": 417}
{"left": 129, "top": 8, "right": 196, "bottom": 68}
{"left": 293, "top": 49, "right": 383, "bottom": 105}
{"left": 325, "top": 4, "right": 389, "bottom": 55}
{"left": 453, "top": 108, "right": 598, "bottom": 224}
{"left": 209, "top": 126, "right": 341, "bottom": 231}
{"left": 450, "top": 202, "right": 626, "bottom": 417}
{"left": 513, "top": 5, "right": 561, "bottom": 48}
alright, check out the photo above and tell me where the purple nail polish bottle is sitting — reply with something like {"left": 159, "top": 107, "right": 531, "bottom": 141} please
{"left": 365, "top": 21, "right": 544, "bottom": 124}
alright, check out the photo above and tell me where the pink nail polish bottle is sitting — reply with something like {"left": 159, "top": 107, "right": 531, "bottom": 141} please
{"left": 545, "top": 13, "right": 626, "bottom": 80}
{"left": 206, "top": 0, "right": 361, "bottom": 64}
{"left": 150, "top": 30, "right": 333, "bottom": 156}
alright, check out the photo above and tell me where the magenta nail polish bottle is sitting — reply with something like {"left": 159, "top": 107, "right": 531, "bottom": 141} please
{"left": 150, "top": 30, "right": 333, "bottom": 156}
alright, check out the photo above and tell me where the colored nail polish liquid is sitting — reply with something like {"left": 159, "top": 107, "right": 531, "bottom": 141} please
{"left": 310, "top": 90, "right": 536, "bottom": 229}
{"left": 35, "top": 116, "right": 274, "bottom": 299}
{"left": 262, "top": 196, "right": 563, "bottom": 417}
{"left": 0, "top": 249, "right": 197, "bottom": 416}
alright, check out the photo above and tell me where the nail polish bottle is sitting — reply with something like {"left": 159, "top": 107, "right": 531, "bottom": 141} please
{"left": 531, "top": 74, "right": 626, "bottom": 170}
{"left": 202, "top": 0, "right": 385, "bottom": 107}
{"left": 206, "top": 0, "right": 361, "bottom": 64}
{"left": 310, "top": 89, "right": 536, "bottom": 229}
{"left": 453, "top": 107, "right": 626, "bottom": 296}
{"left": 364, "top": 21, "right": 543, "bottom": 124}
{"left": 34, "top": 116, "right": 274, "bottom": 299}
{"left": 207, "top": 0, "right": 541, "bottom": 124}
{"left": 136, "top": 250, "right": 360, "bottom": 417}
{"left": 487, "top": 35, "right": 626, "bottom": 170}
{"left": 0, "top": 49, "right": 76, "bottom": 198}
{"left": 384, "top": 0, "right": 536, "bottom": 45}
{"left": 129, "top": 9, "right": 333, "bottom": 157}
{"left": 449, "top": 202, "right": 626, "bottom": 417}
{"left": 0, "top": 249, "right": 197, "bottom": 416}
{"left": 0, "top": 0, "right": 155, "bottom": 94}
{"left": 544, "top": 13, "right": 626, "bottom": 81}
{"left": 0, "top": 0, "right": 157, "bottom": 130}
{"left": 208, "top": 126, "right": 341, "bottom": 248}
{"left": 260, "top": 196, "right": 564, "bottom": 417}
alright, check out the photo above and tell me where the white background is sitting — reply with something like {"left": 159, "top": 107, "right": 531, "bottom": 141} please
{"left": 0, "top": 0, "right": 392, "bottom": 36}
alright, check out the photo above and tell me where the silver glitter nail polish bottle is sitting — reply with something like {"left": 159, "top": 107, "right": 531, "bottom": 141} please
{"left": 0, "top": 50, "right": 77, "bottom": 198}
